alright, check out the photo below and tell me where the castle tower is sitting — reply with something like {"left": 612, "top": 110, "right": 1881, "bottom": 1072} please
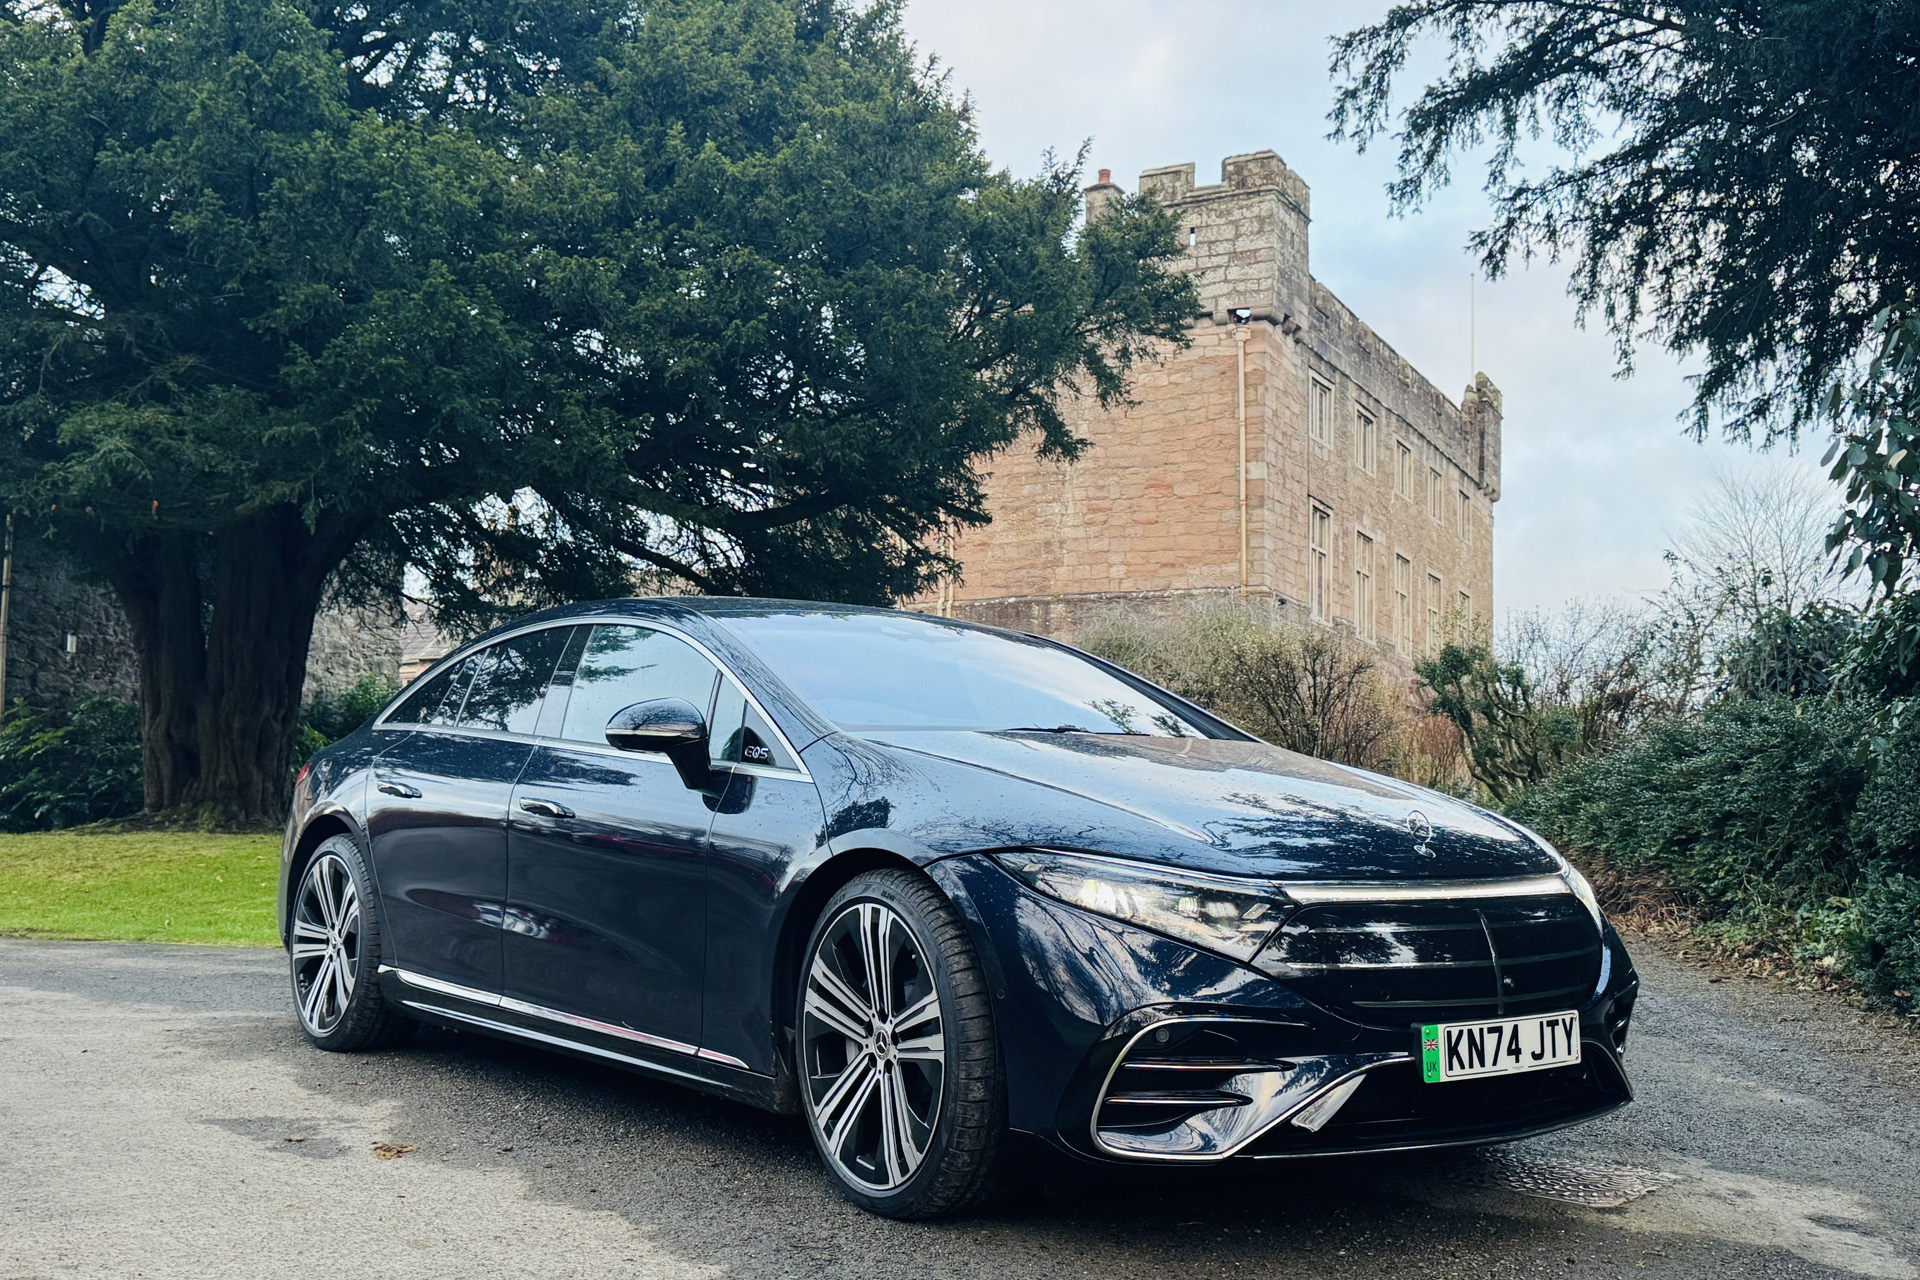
{"left": 918, "top": 151, "right": 1500, "bottom": 664}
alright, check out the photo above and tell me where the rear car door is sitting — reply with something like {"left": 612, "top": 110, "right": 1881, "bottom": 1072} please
{"left": 504, "top": 623, "right": 722, "bottom": 1050}
{"left": 364, "top": 626, "right": 572, "bottom": 996}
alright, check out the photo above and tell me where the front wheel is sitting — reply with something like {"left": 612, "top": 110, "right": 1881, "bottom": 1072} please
{"left": 797, "top": 869, "right": 1009, "bottom": 1218}
{"left": 289, "top": 834, "right": 413, "bottom": 1052}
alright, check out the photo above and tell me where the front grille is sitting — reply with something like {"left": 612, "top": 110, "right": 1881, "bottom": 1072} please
{"left": 1261, "top": 895, "right": 1602, "bottom": 1028}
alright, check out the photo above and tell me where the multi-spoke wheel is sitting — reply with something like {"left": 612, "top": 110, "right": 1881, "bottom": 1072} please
{"left": 288, "top": 834, "right": 412, "bottom": 1052}
{"left": 798, "top": 870, "right": 1009, "bottom": 1218}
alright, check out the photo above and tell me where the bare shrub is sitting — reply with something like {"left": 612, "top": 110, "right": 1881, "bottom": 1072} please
{"left": 1073, "top": 602, "right": 1418, "bottom": 773}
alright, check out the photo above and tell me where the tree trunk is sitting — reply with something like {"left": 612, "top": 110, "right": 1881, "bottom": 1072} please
{"left": 108, "top": 509, "right": 349, "bottom": 825}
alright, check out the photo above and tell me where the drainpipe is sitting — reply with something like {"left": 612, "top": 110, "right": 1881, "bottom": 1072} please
{"left": 1232, "top": 317, "right": 1252, "bottom": 600}
{"left": 0, "top": 513, "right": 13, "bottom": 727}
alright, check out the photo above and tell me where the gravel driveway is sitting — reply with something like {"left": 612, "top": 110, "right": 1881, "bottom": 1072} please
{"left": 3, "top": 934, "right": 1916, "bottom": 1280}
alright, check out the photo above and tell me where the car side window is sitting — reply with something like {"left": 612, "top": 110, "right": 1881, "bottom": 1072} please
{"left": 457, "top": 627, "right": 572, "bottom": 735}
{"left": 385, "top": 654, "right": 479, "bottom": 726}
{"left": 710, "top": 678, "right": 797, "bottom": 771}
{"left": 559, "top": 624, "right": 720, "bottom": 745}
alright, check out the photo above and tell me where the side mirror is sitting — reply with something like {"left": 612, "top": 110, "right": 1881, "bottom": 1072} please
{"left": 605, "top": 698, "right": 711, "bottom": 790}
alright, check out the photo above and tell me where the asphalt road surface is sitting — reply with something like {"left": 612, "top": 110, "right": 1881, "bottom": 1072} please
{"left": 3, "top": 934, "right": 1917, "bottom": 1280}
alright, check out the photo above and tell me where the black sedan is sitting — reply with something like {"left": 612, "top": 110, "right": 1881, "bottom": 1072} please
{"left": 280, "top": 599, "right": 1637, "bottom": 1218}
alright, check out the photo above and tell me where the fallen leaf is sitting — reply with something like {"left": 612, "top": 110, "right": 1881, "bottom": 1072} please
{"left": 372, "top": 1143, "right": 419, "bottom": 1160}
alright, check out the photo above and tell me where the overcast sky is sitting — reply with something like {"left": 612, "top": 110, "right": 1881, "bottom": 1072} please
{"left": 899, "top": 0, "right": 1836, "bottom": 616}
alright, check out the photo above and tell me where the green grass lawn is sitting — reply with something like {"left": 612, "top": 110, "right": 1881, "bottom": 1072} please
{"left": 0, "top": 830, "right": 282, "bottom": 946}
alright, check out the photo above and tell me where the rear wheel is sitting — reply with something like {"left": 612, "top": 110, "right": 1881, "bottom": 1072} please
{"left": 290, "top": 834, "right": 413, "bottom": 1052}
{"left": 798, "top": 869, "right": 1009, "bottom": 1219}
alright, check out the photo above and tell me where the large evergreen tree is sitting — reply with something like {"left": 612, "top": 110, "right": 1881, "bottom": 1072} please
{"left": 0, "top": 0, "right": 1195, "bottom": 821}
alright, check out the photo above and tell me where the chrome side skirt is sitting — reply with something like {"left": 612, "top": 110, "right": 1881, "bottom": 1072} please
{"left": 380, "top": 965, "right": 753, "bottom": 1072}
{"left": 398, "top": 1000, "right": 722, "bottom": 1088}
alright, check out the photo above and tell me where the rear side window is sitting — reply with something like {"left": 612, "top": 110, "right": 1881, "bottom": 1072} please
{"left": 559, "top": 625, "right": 719, "bottom": 744}
{"left": 458, "top": 627, "right": 572, "bottom": 735}
{"left": 385, "top": 655, "right": 478, "bottom": 726}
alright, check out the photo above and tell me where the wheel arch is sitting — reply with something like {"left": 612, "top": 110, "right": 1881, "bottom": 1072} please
{"left": 769, "top": 846, "right": 924, "bottom": 1089}
{"left": 282, "top": 810, "right": 364, "bottom": 947}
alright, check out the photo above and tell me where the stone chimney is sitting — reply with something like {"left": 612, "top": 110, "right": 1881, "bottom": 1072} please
{"left": 1083, "top": 167, "right": 1125, "bottom": 223}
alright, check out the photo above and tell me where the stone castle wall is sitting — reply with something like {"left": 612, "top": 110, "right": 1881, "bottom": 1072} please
{"left": 918, "top": 150, "right": 1500, "bottom": 664}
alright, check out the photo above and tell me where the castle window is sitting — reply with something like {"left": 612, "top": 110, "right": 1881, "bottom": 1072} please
{"left": 1354, "top": 530, "right": 1375, "bottom": 640}
{"left": 1393, "top": 555, "right": 1413, "bottom": 654}
{"left": 1396, "top": 441, "right": 1414, "bottom": 500}
{"left": 1353, "top": 410, "right": 1377, "bottom": 474}
{"left": 1189, "top": 227, "right": 1198, "bottom": 247}
{"left": 1459, "top": 589, "right": 1472, "bottom": 620}
{"left": 1457, "top": 488, "right": 1472, "bottom": 544}
{"left": 1309, "top": 504, "right": 1331, "bottom": 622}
{"left": 1309, "top": 377, "right": 1333, "bottom": 446}
{"left": 1426, "top": 573, "right": 1443, "bottom": 652}
{"left": 1428, "top": 466, "right": 1443, "bottom": 521}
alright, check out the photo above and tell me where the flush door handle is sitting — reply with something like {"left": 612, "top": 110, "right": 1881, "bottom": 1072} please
{"left": 519, "top": 798, "right": 574, "bottom": 819}
{"left": 376, "top": 780, "right": 422, "bottom": 798}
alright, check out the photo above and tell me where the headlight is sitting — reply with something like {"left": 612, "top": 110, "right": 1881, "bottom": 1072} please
{"left": 1560, "top": 859, "right": 1605, "bottom": 931}
{"left": 991, "top": 849, "right": 1291, "bottom": 964}
{"left": 1515, "top": 827, "right": 1605, "bottom": 930}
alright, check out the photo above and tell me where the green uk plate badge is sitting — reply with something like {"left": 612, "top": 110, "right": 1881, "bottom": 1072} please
{"left": 1421, "top": 1024, "right": 1443, "bottom": 1083}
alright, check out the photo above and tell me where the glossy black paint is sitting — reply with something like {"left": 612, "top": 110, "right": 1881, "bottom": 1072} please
{"left": 280, "top": 597, "right": 1637, "bottom": 1167}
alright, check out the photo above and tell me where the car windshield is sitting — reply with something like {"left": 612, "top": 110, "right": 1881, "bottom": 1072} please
{"left": 719, "top": 611, "right": 1212, "bottom": 736}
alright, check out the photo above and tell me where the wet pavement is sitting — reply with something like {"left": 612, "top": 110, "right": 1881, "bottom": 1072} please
{"left": 2, "top": 934, "right": 1916, "bottom": 1279}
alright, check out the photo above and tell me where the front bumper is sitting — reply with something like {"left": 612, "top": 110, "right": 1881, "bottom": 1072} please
{"left": 927, "top": 854, "right": 1638, "bottom": 1167}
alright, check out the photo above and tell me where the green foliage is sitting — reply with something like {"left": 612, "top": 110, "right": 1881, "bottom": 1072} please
{"left": 1510, "top": 698, "right": 1874, "bottom": 914}
{"left": 294, "top": 674, "right": 400, "bottom": 765}
{"left": 1827, "top": 310, "right": 1920, "bottom": 597}
{"left": 1416, "top": 641, "right": 1578, "bottom": 804}
{"left": 0, "top": 0, "right": 1198, "bottom": 815}
{"left": 0, "top": 698, "right": 143, "bottom": 832}
{"left": 1852, "top": 874, "right": 1920, "bottom": 1011}
{"left": 1716, "top": 604, "right": 1858, "bottom": 701}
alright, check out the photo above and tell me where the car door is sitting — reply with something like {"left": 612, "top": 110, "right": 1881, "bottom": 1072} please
{"left": 503, "top": 622, "right": 722, "bottom": 1050}
{"left": 697, "top": 676, "right": 827, "bottom": 1074}
{"left": 364, "top": 626, "right": 572, "bottom": 996}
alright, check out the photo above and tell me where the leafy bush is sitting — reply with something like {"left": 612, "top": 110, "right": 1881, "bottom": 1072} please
{"left": 1509, "top": 697, "right": 1873, "bottom": 916}
{"left": 1851, "top": 873, "right": 1920, "bottom": 1012}
{"left": 294, "top": 674, "right": 400, "bottom": 765}
{"left": 0, "top": 697, "right": 143, "bottom": 832}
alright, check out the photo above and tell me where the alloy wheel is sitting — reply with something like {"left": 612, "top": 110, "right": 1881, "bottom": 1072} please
{"left": 291, "top": 852, "right": 362, "bottom": 1037}
{"left": 801, "top": 900, "right": 948, "bottom": 1193}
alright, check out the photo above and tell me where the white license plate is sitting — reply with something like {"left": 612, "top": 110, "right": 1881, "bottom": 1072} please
{"left": 1420, "top": 1011, "right": 1581, "bottom": 1083}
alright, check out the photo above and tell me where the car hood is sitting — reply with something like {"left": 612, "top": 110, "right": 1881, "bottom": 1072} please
{"left": 859, "top": 730, "right": 1559, "bottom": 882}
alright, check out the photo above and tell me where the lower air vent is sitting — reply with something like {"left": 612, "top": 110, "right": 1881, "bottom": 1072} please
{"left": 1090, "top": 1018, "right": 1398, "bottom": 1161}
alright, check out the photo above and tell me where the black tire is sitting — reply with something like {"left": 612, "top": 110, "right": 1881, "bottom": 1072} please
{"left": 796, "top": 868, "right": 1009, "bottom": 1219}
{"left": 288, "top": 834, "right": 414, "bottom": 1052}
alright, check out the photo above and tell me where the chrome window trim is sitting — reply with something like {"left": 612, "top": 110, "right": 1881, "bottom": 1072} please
{"left": 1279, "top": 874, "right": 1571, "bottom": 905}
{"left": 371, "top": 616, "right": 811, "bottom": 781}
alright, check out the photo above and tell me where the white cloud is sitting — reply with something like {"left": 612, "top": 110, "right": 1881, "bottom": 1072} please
{"left": 902, "top": 0, "right": 1839, "bottom": 615}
